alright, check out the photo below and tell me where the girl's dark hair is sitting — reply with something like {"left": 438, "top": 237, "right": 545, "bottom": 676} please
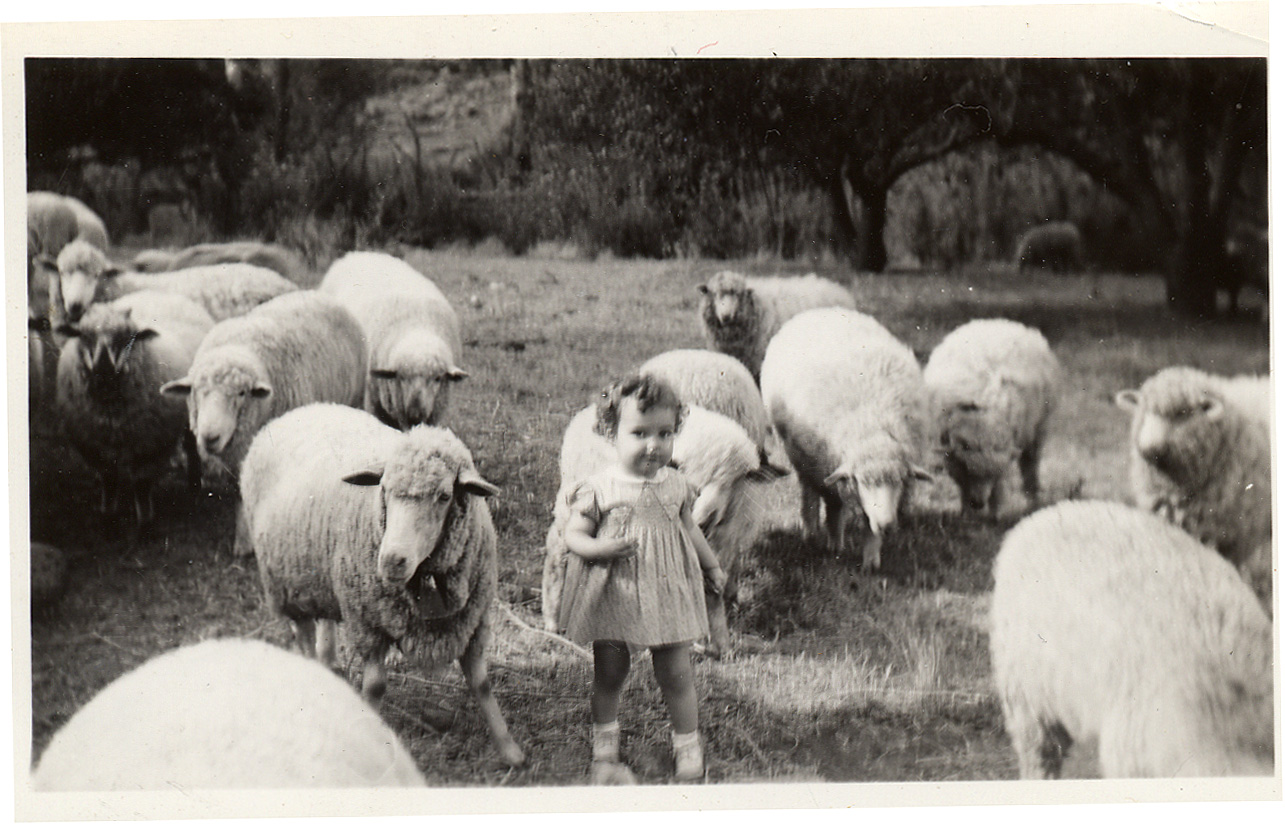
{"left": 593, "top": 373, "right": 687, "bottom": 439}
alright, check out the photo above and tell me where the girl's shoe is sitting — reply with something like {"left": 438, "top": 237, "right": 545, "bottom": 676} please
{"left": 672, "top": 730, "right": 705, "bottom": 782}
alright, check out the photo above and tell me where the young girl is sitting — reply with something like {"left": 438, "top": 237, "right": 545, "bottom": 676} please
{"left": 558, "top": 373, "right": 727, "bottom": 783}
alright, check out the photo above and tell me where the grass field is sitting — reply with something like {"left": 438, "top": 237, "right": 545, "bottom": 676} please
{"left": 24, "top": 250, "right": 1271, "bottom": 788}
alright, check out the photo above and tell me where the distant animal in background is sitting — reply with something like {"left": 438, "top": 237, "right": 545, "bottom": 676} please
{"left": 1221, "top": 222, "right": 1269, "bottom": 316}
{"left": 1015, "top": 221, "right": 1083, "bottom": 274}
{"left": 31, "top": 638, "right": 426, "bottom": 790}
{"left": 991, "top": 500, "right": 1273, "bottom": 779}
{"left": 697, "top": 270, "right": 857, "bottom": 382}
{"left": 132, "top": 240, "right": 308, "bottom": 285}
{"left": 924, "top": 319, "right": 1060, "bottom": 518}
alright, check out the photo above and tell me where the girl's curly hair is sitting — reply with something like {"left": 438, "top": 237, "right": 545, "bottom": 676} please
{"left": 593, "top": 373, "right": 687, "bottom": 439}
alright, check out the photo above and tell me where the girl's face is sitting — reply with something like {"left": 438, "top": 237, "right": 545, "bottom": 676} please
{"left": 613, "top": 396, "right": 678, "bottom": 479}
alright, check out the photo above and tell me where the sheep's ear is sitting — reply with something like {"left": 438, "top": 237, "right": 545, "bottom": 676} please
{"left": 343, "top": 468, "right": 384, "bottom": 486}
{"left": 823, "top": 470, "right": 850, "bottom": 488}
{"left": 750, "top": 456, "right": 790, "bottom": 481}
{"left": 457, "top": 469, "right": 499, "bottom": 498}
{"left": 371, "top": 368, "right": 397, "bottom": 379}
{"left": 33, "top": 253, "right": 57, "bottom": 272}
{"left": 955, "top": 401, "right": 983, "bottom": 413}
{"left": 250, "top": 383, "right": 271, "bottom": 398}
{"left": 696, "top": 283, "right": 709, "bottom": 295}
{"left": 52, "top": 321, "right": 77, "bottom": 337}
{"left": 159, "top": 377, "right": 192, "bottom": 397}
{"left": 133, "top": 328, "right": 160, "bottom": 344}
{"left": 1199, "top": 397, "right": 1225, "bottom": 420}
{"left": 446, "top": 367, "right": 469, "bottom": 382}
{"left": 909, "top": 464, "right": 934, "bottom": 482}
{"left": 29, "top": 316, "right": 52, "bottom": 333}
{"left": 1115, "top": 389, "right": 1140, "bottom": 410}
{"left": 102, "top": 266, "right": 123, "bottom": 279}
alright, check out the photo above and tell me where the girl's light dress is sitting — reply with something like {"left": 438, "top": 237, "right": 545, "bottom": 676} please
{"left": 557, "top": 466, "right": 710, "bottom": 647}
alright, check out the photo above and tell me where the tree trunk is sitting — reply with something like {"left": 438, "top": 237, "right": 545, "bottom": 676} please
{"left": 824, "top": 171, "right": 861, "bottom": 263}
{"left": 273, "top": 59, "right": 291, "bottom": 164}
{"left": 859, "top": 187, "right": 889, "bottom": 272}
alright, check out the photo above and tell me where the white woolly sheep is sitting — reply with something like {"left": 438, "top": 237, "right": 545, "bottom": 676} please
{"left": 697, "top": 270, "right": 857, "bottom": 381}
{"left": 30, "top": 541, "right": 69, "bottom": 614}
{"left": 1115, "top": 366, "right": 1271, "bottom": 604}
{"left": 32, "top": 638, "right": 426, "bottom": 790}
{"left": 990, "top": 500, "right": 1273, "bottom": 778}
{"left": 760, "top": 307, "right": 932, "bottom": 571}
{"left": 160, "top": 291, "right": 367, "bottom": 480}
{"left": 239, "top": 403, "right": 525, "bottom": 767}
{"left": 27, "top": 193, "right": 86, "bottom": 406}
{"left": 639, "top": 348, "right": 772, "bottom": 456}
{"left": 541, "top": 403, "right": 784, "bottom": 656}
{"left": 132, "top": 240, "right": 308, "bottom": 284}
{"left": 923, "top": 318, "right": 1060, "bottom": 517}
{"left": 1015, "top": 221, "right": 1083, "bottom": 273}
{"left": 55, "top": 290, "right": 215, "bottom": 526}
{"left": 320, "top": 251, "right": 467, "bottom": 430}
{"left": 60, "top": 194, "right": 110, "bottom": 251}
{"left": 55, "top": 239, "right": 299, "bottom": 324}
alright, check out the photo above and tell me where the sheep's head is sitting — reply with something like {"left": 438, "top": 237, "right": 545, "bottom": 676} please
{"left": 826, "top": 438, "right": 932, "bottom": 570}
{"left": 369, "top": 328, "right": 467, "bottom": 429}
{"left": 698, "top": 270, "right": 753, "bottom": 327}
{"left": 160, "top": 348, "right": 270, "bottom": 461}
{"left": 939, "top": 402, "right": 1018, "bottom": 512}
{"left": 344, "top": 426, "right": 498, "bottom": 588}
{"left": 56, "top": 240, "right": 118, "bottom": 323}
{"left": 671, "top": 407, "right": 786, "bottom": 531}
{"left": 1116, "top": 367, "right": 1227, "bottom": 488}
{"left": 59, "top": 305, "right": 158, "bottom": 403}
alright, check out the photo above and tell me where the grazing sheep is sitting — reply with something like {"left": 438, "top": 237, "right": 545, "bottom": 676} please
{"left": 55, "top": 239, "right": 298, "bottom": 324}
{"left": 132, "top": 240, "right": 308, "bottom": 284}
{"left": 30, "top": 541, "right": 69, "bottom": 614}
{"left": 923, "top": 319, "right": 1060, "bottom": 517}
{"left": 1015, "top": 221, "right": 1084, "bottom": 273}
{"left": 160, "top": 291, "right": 367, "bottom": 480}
{"left": 60, "top": 194, "right": 110, "bottom": 251}
{"left": 990, "top": 500, "right": 1273, "bottom": 778}
{"left": 639, "top": 348, "right": 772, "bottom": 456}
{"left": 760, "top": 308, "right": 932, "bottom": 571}
{"left": 31, "top": 638, "right": 426, "bottom": 790}
{"left": 55, "top": 291, "right": 215, "bottom": 525}
{"left": 697, "top": 270, "right": 857, "bottom": 381}
{"left": 1115, "top": 367, "right": 1271, "bottom": 603}
{"left": 320, "top": 251, "right": 466, "bottom": 430}
{"left": 239, "top": 403, "right": 525, "bottom": 767}
{"left": 541, "top": 403, "right": 784, "bottom": 655}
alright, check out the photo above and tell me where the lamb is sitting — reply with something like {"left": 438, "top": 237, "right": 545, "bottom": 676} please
{"left": 760, "top": 307, "right": 932, "bottom": 571}
{"left": 1115, "top": 366, "right": 1271, "bottom": 603}
{"left": 320, "top": 251, "right": 466, "bottom": 430}
{"left": 239, "top": 403, "right": 525, "bottom": 767}
{"left": 132, "top": 240, "right": 308, "bottom": 284}
{"left": 159, "top": 291, "right": 367, "bottom": 481}
{"left": 31, "top": 638, "right": 426, "bottom": 790}
{"left": 990, "top": 500, "right": 1273, "bottom": 779}
{"left": 54, "top": 290, "right": 215, "bottom": 526}
{"left": 1015, "top": 221, "right": 1084, "bottom": 273}
{"left": 541, "top": 402, "right": 784, "bottom": 655}
{"left": 639, "top": 348, "right": 772, "bottom": 456}
{"left": 55, "top": 239, "right": 299, "bottom": 324}
{"left": 923, "top": 318, "right": 1060, "bottom": 517}
{"left": 697, "top": 270, "right": 857, "bottom": 381}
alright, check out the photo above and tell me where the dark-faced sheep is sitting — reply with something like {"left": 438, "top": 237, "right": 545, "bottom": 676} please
{"left": 991, "top": 500, "right": 1273, "bottom": 779}
{"left": 239, "top": 403, "right": 525, "bottom": 767}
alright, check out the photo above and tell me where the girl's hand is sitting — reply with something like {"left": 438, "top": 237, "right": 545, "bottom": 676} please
{"left": 573, "top": 536, "right": 638, "bottom": 563}
{"left": 703, "top": 565, "right": 728, "bottom": 595}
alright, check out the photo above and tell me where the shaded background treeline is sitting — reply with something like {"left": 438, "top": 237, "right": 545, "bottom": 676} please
{"left": 26, "top": 57, "right": 1266, "bottom": 317}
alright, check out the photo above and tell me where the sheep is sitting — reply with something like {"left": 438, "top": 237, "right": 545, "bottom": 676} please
{"left": 760, "top": 307, "right": 932, "bottom": 571}
{"left": 1115, "top": 367, "right": 1271, "bottom": 604}
{"left": 541, "top": 403, "right": 784, "bottom": 655}
{"left": 239, "top": 403, "right": 525, "bottom": 767}
{"left": 159, "top": 291, "right": 367, "bottom": 481}
{"left": 697, "top": 270, "right": 857, "bottom": 381}
{"left": 54, "top": 290, "right": 215, "bottom": 526}
{"left": 639, "top": 348, "right": 772, "bottom": 456}
{"left": 131, "top": 240, "right": 308, "bottom": 284}
{"left": 59, "top": 193, "right": 110, "bottom": 251}
{"left": 320, "top": 251, "right": 466, "bottom": 430}
{"left": 30, "top": 541, "right": 69, "bottom": 614}
{"left": 55, "top": 239, "right": 299, "bottom": 324}
{"left": 31, "top": 638, "right": 426, "bottom": 790}
{"left": 27, "top": 193, "right": 86, "bottom": 406}
{"left": 1015, "top": 221, "right": 1084, "bottom": 273}
{"left": 990, "top": 500, "right": 1273, "bottom": 779}
{"left": 923, "top": 318, "right": 1060, "bottom": 517}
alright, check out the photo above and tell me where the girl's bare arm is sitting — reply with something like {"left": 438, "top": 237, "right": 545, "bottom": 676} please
{"left": 565, "top": 510, "right": 637, "bottom": 561}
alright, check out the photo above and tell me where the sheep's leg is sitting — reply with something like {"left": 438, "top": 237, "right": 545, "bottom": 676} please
{"left": 821, "top": 489, "right": 845, "bottom": 556}
{"left": 540, "top": 539, "right": 565, "bottom": 633}
{"left": 232, "top": 505, "right": 253, "bottom": 557}
{"left": 704, "top": 589, "right": 729, "bottom": 659}
{"left": 987, "top": 478, "right": 1007, "bottom": 520}
{"left": 315, "top": 620, "right": 337, "bottom": 669}
{"left": 1004, "top": 699, "right": 1066, "bottom": 779}
{"left": 1018, "top": 444, "right": 1042, "bottom": 508}
{"left": 361, "top": 658, "right": 388, "bottom": 703}
{"left": 291, "top": 619, "right": 317, "bottom": 659}
{"left": 459, "top": 626, "right": 526, "bottom": 767}
{"left": 799, "top": 482, "right": 822, "bottom": 543}
{"left": 859, "top": 530, "right": 883, "bottom": 572}
{"left": 182, "top": 429, "right": 202, "bottom": 492}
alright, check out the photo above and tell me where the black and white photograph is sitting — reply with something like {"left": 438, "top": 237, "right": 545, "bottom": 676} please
{"left": 5, "top": 3, "right": 1279, "bottom": 820}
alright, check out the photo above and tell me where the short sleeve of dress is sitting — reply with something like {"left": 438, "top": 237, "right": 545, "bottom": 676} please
{"left": 565, "top": 479, "right": 603, "bottom": 525}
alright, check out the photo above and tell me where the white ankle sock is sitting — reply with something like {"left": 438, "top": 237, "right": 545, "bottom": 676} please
{"left": 593, "top": 721, "right": 621, "bottom": 762}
